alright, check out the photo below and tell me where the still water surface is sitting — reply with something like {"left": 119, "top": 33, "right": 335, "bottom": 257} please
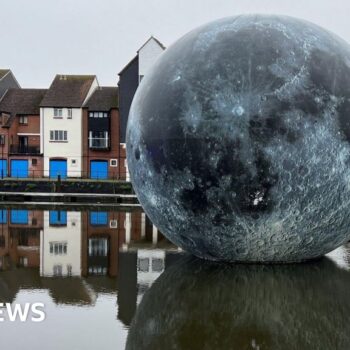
{"left": 0, "top": 206, "right": 349, "bottom": 350}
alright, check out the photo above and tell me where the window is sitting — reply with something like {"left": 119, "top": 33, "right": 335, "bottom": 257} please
{"left": 0, "top": 135, "right": 5, "bottom": 145}
{"left": 53, "top": 265, "right": 63, "bottom": 276}
{"left": 53, "top": 108, "right": 63, "bottom": 118}
{"left": 50, "top": 130, "right": 67, "bottom": 141}
{"left": 89, "top": 112, "right": 108, "bottom": 118}
{"left": 67, "top": 109, "right": 72, "bottom": 119}
{"left": 88, "top": 238, "right": 108, "bottom": 257}
{"left": 49, "top": 242, "right": 67, "bottom": 255}
{"left": 110, "top": 159, "right": 118, "bottom": 167}
{"left": 32, "top": 159, "right": 37, "bottom": 166}
{"left": 152, "top": 258, "right": 164, "bottom": 272}
{"left": 89, "top": 131, "right": 109, "bottom": 148}
{"left": 138, "top": 258, "right": 150, "bottom": 272}
{"left": 19, "top": 116, "right": 28, "bottom": 124}
{"left": 32, "top": 218, "right": 37, "bottom": 225}
{"left": 19, "top": 257, "right": 28, "bottom": 267}
{"left": 110, "top": 219, "right": 118, "bottom": 228}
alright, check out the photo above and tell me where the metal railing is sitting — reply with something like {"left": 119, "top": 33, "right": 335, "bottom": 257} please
{"left": 9, "top": 144, "right": 41, "bottom": 155}
{"left": 0, "top": 169, "right": 130, "bottom": 181}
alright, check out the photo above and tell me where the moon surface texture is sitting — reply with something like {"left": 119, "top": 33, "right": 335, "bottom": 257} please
{"left": 126, "top": 15, "right": 350, "bottom": 262}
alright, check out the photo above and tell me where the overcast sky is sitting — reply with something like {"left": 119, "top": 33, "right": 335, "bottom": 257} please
{"left": 1, "top": 0, "right": 349, "bottom": 88}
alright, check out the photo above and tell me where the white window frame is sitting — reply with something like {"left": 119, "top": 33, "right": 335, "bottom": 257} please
{"left": 67, "top": 108, "right": 72, "bottom": 119}
{"left": 89, "top": 112, "right": 108, "bottom": 118}
{"left": 53, "top": 108, "right": 63, "bottom": 118}
{"left": 110, "top": 159, "right": 118, "bottom": 167}
{"left": 110, "top": 220, "right": 118, "bottom": 228}
{"left": 50, "top": 130, "right": 68, "bottom": 142}
{"left": 50, "top": 242, "right": 68, "bottom": 255}
{"left": 19, "top": 115, "right": 28, "bottom": 124}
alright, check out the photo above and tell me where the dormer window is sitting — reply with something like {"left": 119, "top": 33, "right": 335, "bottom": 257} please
{"left": 54, "top": 108, "right": 63, "bottom": 118}
{"left": 0, "top": 113, "right": 10, "bottom": 125}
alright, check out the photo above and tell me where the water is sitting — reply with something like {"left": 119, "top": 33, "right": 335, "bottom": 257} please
{"left": 0, "top": 206, "right": 349, "bottom": 350}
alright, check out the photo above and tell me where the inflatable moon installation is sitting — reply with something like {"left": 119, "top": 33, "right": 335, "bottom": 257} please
{"left": 126, "top": 15, "right": 350, "bottom": 262}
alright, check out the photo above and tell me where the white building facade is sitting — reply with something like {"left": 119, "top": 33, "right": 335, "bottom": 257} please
{"left": 40, "top": 75, "right": 98, "bottom": 178}
{"left": 40, "top": 210, "right": 82, "bottom": 277}
{"left": 138, "top": 37, "right": 165, "bottom": 82}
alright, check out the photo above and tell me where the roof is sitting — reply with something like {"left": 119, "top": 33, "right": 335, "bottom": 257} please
{"left": 0, "top": 88, "right": 47, "bottom": 127}
{"left": 137, "top": 36, "right": 166, "bottom": 52}
{"left": 40, "top": 74, "right": 96, "bottom": 108}
{"left": 83, "top": 86, "right": 118, "bottom": 111}
{"left": 118, "top": 36, "right": 165, "bottom": 75}
{"left": 118, "top": 55, "right": 138, "bottom": 76}
{"left": 0, "top": 69, "right": 10, "bottom": 80}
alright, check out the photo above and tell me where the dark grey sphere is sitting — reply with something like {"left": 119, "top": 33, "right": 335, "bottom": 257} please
{"left": 126, "top": 15, "right": 350, "bottom": 262}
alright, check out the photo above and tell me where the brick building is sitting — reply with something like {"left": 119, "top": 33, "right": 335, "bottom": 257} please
{"left": 0, "top": 209, "right": 43, "bottom": 270}
{"left": 0, "top": 88, "right": 47, "bottom": 177}
{"left": 82, "top": 86, "right": 126, "bottom": 179}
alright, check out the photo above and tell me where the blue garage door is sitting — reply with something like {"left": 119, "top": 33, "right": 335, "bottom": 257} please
{"left": 50, "top": 160, "right": 67, "bottom": 179}
{"left": 0, "top": 210, "right": 7, "bottom": 224}
{"left": 49, "top": 211, "right": 67, "bottom": 226}
{"left": 90, "top": 211, "right": 108, "bottom": 226}
{"left": 0, "top": 159, "right": 7, "bottom": 178}
{"left": 90, "top": 160, "right": 108, "bottom": 179}
{"left": 11, "top": 160, "right": 28, "bottom": 178}
{"left": 11, "top": 210, "right": 28, "bottom": 224}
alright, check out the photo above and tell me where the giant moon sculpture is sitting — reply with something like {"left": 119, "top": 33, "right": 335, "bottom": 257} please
{"left": 126, "top": 15, "right": 350, "bottom": 262}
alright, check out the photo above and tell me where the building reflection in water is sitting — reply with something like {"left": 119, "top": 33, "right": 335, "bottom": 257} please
{"left": 1, "top": 207, "right": 350, "bottom": 350}
{"left": 0, "top": 207, "right": 180, "bottom": 320}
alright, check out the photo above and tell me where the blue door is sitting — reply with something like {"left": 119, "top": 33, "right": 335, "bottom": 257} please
{"left": 11, "top": 160, "right": 28, "bottom": 178}
{"left": 49, "top": 211, "right": 67, "bottom": 226}
{"left": 90, "top": 160, "right": 108, "bottom": 179}
{"left": 0, "top": 159, "right": 7, "bottom": 178}
{"left": 10, "top": 210, "right": 28, "bottom": 224}
{"left": 50, "top": 160, "right": 67, "bottom": 179}
{"left": 90, "top": 211, "right": 108, "bottom": 226}
{"left": 0, "top": 210, "right": 7, "bottom": 224}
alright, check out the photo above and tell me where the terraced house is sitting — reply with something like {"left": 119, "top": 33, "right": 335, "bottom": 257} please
{"left": 82, "top": 86, "right": 125, "bottom": 179}
{"left": 40, "top": 75, "right": 98, "bottom": 178}
{"left": 0, "top": 88, "right": 47, "bottom": 177}
{"left": 118, "top": 37, "right": 165, "bottom": 180}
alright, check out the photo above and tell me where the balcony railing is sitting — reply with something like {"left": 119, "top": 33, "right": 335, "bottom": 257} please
{"left": 10, "top": 144, "right": 41, "bottom": 155}
{"left": 89, "top": 138, "right": 109, "bottom": 149}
